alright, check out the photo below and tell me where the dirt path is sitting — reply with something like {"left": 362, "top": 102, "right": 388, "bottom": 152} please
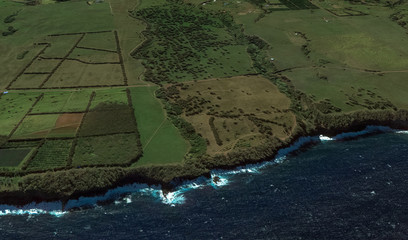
{"left": 142, "top": 118, "right": 166, "bottom": 151}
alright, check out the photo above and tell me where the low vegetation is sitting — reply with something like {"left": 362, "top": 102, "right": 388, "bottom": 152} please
{"left": 1, "top": 0, "right": 408, "bottom": 203}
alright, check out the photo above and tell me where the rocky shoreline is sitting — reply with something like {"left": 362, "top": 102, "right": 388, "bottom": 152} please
{"left": 1, "top": 109, "right": 408, "bottom": 208}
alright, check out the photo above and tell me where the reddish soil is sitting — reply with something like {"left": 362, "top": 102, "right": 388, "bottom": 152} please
{"left": 49, "top": 113, "right": 84, "bottom": 137}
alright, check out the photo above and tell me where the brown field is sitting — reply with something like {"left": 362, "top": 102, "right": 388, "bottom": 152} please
{"left": 43, "top": 61, "right": 124, "bottom": 88}
{"left": 48, "top": 113, "right": 84, "bottom": 137}
{"left": 167, "top": 75, "right": 297, "bottom": 155}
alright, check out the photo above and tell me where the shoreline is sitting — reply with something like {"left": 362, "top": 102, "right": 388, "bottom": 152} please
{"left": 1, "top": 113, "right": 408, "bottom": 212}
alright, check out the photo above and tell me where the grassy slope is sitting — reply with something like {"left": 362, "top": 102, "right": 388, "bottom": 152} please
{"left": 0, "top": 0, "right": 114, "bottom": 89}
{"left": 0, "top": 92, "right": 40, "bottom": 136}
{"left": 109, "top": 0, "right": 147, "bottom": 85}
{"left": 32, "top": 90, "right": 92, "bottom": 113}
{"left": 130, "top": 86, "right": 189, "bottom": 166}
{"left": 235, "top": 3, "right": 408, "bottom": 112}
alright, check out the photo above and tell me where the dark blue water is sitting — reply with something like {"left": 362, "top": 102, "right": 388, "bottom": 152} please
{"left": 1, "top": 131, "right": 408, "bottom": 239}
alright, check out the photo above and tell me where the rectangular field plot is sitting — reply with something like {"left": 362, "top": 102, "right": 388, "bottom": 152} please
{"left": 9, "top": 74, "right": 47, "bottom": 89}
{"left": 32, "top": 90, "right": 91, "bottom": 113}
{"left": 11, "top": 114, "right": 59, "bottom": 139}
{"left": 90, "top": 88, "right": 128, "bottom": 110}
{"left": 0, "top": 92, "right": 41, "bottom": 136}
{"left": 43, "top": 61, "right": 124, "bottom": 88}
{"left": 48, "top": 113, "right": 83, "bottom": 138}
{"left": 0, "top": 148, "right": 32, "bottom": 167}
{"left": 78, "top": 31, "right": 117, "bottom": 52}
{"left": 279, "top": 0, "right": 318, "bottom": 10}
{"left": 2, "top": 141, "right": 40, "bottom": 149}
{"left": 79, "top": 108, "right": 136, "bottom": 136}
{"left": 41, "top": 35, "right": 82, "bottom": 58}
{"left": 25, "top": 59, "right": 60, "bottom": 73}
{"left": 69, "top": 48, "right": 119, "bottom": 63}
{"left": 130, "top": 87, "right": 189, "bottom": 166}
{"left": 72, "top": 133, "right": 141, "bottom": 167}
{"left": 26, "top": 139, "right": 72, "bottom": 171}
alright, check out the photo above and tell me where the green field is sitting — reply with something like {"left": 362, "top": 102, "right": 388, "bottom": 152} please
{"left": 90, "top": 88, "right": 128, "bottom": 110}
{"left": 130, "top": 86, "right": 189, "bottom": 166}
{"left": 26, "top": 139, "right": 72, "bottom": 171}
{"left": 0, "top": 92, "right": 40, "bottom": 136}
{"left": 0, "top": 0, "right": 115, "bottom": 89}
{"left": 32, "top": 90, "right": 92, "bottom": 113}
{"left": 12, "top": 114, "right": 60, "bottom": 139}
{"left": 0, "top": 148, "right": 32, "bottom": 167}
{"left": 0, "top": 0, "right": 408, "bottom": 199}
{"left": 72, "top": 133, "right": 141, "bottom": 167}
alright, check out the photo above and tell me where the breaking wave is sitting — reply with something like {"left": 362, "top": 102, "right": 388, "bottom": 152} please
{"left": 1, "top": 126, "right": 406, "bottom": 216}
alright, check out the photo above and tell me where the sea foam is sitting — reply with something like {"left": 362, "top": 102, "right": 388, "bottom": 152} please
{"left": 1, "top": 126, "right": 405, "bottom": 215}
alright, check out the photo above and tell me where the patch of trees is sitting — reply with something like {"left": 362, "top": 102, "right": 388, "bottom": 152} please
{"left": 158, "top": 89, "right": 207, "bottom": 158}
{"left": 131, "top": 2, "right": 246, "bottom": 83}
{"left": 3, "top": 11, "right": 19, "bottom": 24}
{"left": 391, "top": 10, "right": 408, "bottom": 29}
{"left": 314, "top": 100, "right": 341, "bottom": 114}
{"left": 2, "top": 26, "right": 18, "bottom": 37}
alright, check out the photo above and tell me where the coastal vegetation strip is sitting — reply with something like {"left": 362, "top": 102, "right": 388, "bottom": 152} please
{"left": 0, "top": 0, "right": 408, "bottom": 205}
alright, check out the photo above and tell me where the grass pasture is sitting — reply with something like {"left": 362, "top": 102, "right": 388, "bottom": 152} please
{"left": 130, "top": 86, "right": 189, "bottom": 166}
{"left": 11, "top": 114, "right": 60, "bottom": 139}
{"left": 69, "top": 48, "right": 120, "bottom": 63}
{"left": 43, "top": 60, "right": 124, "bottom": 88}
{"left": 90, "top": 88, "right": 128, "bottom": 110}
{"left": 9, "top": 74, "right": 48, "bottom": 89}
{"left": 32, "top": 90, "right": 92, "bottom": 113}
{"left": 72, "top": 133, "right": 141, "bottom": 167}
{"left": 78, "top": 31, "right": 117, "bottom": 52}
{"left": 25, "top": 59, "right": 60, "bottom": 73}
{"left": 0, "top": 92, "right": 40, "bottom": 136}
{"left": 41, "top": 35, "right": 82, "bottom": 59}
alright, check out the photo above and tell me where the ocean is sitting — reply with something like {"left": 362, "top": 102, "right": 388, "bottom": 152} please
{"left": 1, "top": 128, "right": 408, "bottom": 239}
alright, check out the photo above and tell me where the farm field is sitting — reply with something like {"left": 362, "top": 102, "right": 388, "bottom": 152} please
{"left": 0, "top": 0, "right": 408, "bottom": 202}
{"left": 72, "top": 133, "right": 141, "bottom": 167}
{"left": 0, "top": 92, "right": 41, "bottom": 136}
{"left": 0, "top": 148, "right": 32, "bottom": 167}
{"left": 32, "top": 90, "right": 92, "bottom": 113}
{"left": 26, "top": 139, "right": 73, "bottom": 171}
{"left": 130, "top": 86, "right": 189, "bottom": 166}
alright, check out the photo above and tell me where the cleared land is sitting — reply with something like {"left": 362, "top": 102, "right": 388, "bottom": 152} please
{"left": 164, "top": 75, "right": 296, "bottom": 155}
